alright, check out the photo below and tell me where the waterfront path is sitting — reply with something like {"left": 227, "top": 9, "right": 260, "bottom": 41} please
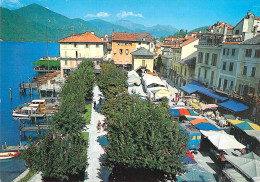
{"left": 84, "top": 85, "right": 107, "bottom": 182}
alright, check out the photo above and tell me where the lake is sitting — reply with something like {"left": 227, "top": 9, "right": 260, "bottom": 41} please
{"left": 0, "top": 42, "right": 59, "bottom": 182}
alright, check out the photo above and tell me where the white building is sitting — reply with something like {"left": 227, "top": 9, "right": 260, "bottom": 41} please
{"left": 58, "top": 31, "right": 107, "bottom": 77}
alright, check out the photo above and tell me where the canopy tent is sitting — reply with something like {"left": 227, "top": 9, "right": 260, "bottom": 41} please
{"left": 198, "top": 88, "right": 228, "bottom": 101}
{"left": 127, "top": 74, "right": 141, "bottom": 85}
{"left": 193, "top": 123, "right": 220, "bottom": 131}
{"left": 223, "top": 114, "right": 236, "bottom": 120}
{"left": 200, "top": 130, "right": 226, "bottom": 137}
{"left": 244, "top": 130, "right": 260, "bottom": 142}
{"left": 242, "top": 119, "right": 253, "bottom": 122}
{"left": 222, "top": 168, "right": 249, "bottom": 182}
{"left": 180, "top": 81, "right": 204, "bottom": 95}
{"left": 190, "top": 118, "right": 210, "bottom": 125}
{"left": 176, "top": 164, "right": 216, "bottom": 182}
{"left": 227, "top": 119, "right": 260, "bottom": 130}
{"left": 201, "top": 104, "right": 218, "bottom": 110}
{"left": 169, "top": 108, "right": 198, "bottom": 116}
{"left": 206, "top": 132, "right": 245, "bottom": 150}
{"left": 217, "top": 100, "right": 249, "bottom": 112}
{"left": 128, "top": 70, "right": 140, "bottom": 78}
{"left": 154, "top": 89, "right": 173, "bottom": 100}
{"left": 183, "top": 151, "right": 197, "bottom": 164}
{"left": 225, "top": 153, "right": 260, "bottom": 179}
{"left": 143, "top": 74, "right": 165, "bottom": 87}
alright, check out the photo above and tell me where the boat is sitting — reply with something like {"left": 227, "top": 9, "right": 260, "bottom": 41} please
{"left": 0, "top": 152, "right": 20, "bottom": 160}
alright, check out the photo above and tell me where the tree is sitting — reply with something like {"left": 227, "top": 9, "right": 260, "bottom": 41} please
{"left": 102, "top": 93, "right": 189, "bottom": 181}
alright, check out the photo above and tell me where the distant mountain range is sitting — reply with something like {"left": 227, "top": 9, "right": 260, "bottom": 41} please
{"left": 1, "top": 3, "right": 202, "bottom": 42}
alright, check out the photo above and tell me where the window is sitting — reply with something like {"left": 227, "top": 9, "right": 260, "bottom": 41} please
{"left": 198, "top": 52, "right": 203, "bottom": 63}
{"left": 197, "top": 136, "right": 201, "bottom": 140}
{"left": 96, "top": 44, "right": 99, "bottom": 48}
{"left": 212, "top": 54, "right": 217, "bottom": 66}
{"left": 198, "top": 68, "right": 201, "bottom": 78}
{"left": 223, "top": 62, "right": 226, "bottom": 70}
{"left": 65, "top": 51, "right": 67, "bottom": 58}
{"left": 223, "top": 79, "right": 228, "bottom": 91}
{"left": 245, "top": 49, "right": 252, "bottom": 57}
{"left": 125, "top": 49, "right": 129, "bottom": 55}
{"left": 86, "top": 44, "right": 88, "bottom": 48}
{"left": 210, "top": 71, "right": 214, "bottom": 85}
{"left": 142, "top": 60, "right": 145, "bottom": 66}
{"left": 255, "top": 49, "right": 260, "bottom": 58}
{"left": 76, "top": 51, "right": 78, "bottom": 58}
{"left": 65, "top": 60, "right": 68, "bottom": 66}
{"left": 205, "top": 53, "right": 209, "bottom": 64}
{"left": 251, "top": 67, "right": 256, "bottom": 77}
{"left": 235, "top": 30, "right": 239, "bottom": 35}
{"left": 227, "top": 49, "right": 229, "bottom": 56}
{"left": 191, "top": 136, "right": 196, "bottom": 140}
{"left": 223, "top": 48, "right": 226, "bottom": 55}
{"left": 147, "top": 42, "right": 149, "bottom": 45}
{"left": 232, "top": 49, "right": 235, "bottom": 56}
{"left": 139, "top": 42, "right": 141, "bottom": 45}
{"left": 218, "top": 78, "right": 222, "bottom": 89}
{"left": 181, "top": 67, "right": 183, "bottom": 75}
{"left": 119, "top": 49, "right": 123, "bottom": 54}
{"left": 229, "top": 62, "right": 234, "bottom": 71}
{"left": 204, "top": 69, "right": 207, "bottom": 80}
{"left": 230, "top": 81, "right": 233, "bottom": 89}
{"left": 243, "top": 66, "right": 247, "bottom": 75}
{"left": 184, "top": 68, "right": 187, "bottom": 76}
{"left": 120, "top": 58, "right": 123, "bottom": 62}
{"left": 74, "top": 43, "right": 77, "bottom": 47}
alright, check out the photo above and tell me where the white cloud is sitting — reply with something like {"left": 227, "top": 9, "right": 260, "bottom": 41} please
{"left": 84, "top": 12, "right": 110, "bottom": 18}
{"left": 117, "top": 11, "right": 144, "bottom": 18}
{"left": 1, "top": 0, "right": 23, "bottom": 8}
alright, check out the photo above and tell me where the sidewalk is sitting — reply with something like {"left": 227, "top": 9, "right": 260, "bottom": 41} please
{"left": 84, "top": 85, "right": 108, "bottom": 182}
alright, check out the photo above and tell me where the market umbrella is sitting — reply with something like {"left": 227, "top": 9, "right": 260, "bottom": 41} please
{"left": 190, "top": 118, "right": 209, "bottom": 125}
{"left": 208, "top": 133, "right": 245, "bottom": 150}
{"left": 176, "top": 164, "right": 216, "bottom": 182}
{"left": 242, "top": 118, "right": 253, "bottom": 123}
{"left": 194, "top": 123, "right": 220, "bottom": 131}
{"left": 225, "top": 153, "right": 260, "bottom": 179}
{"left": 227, "top": 119, "right": 260, "bottom": 130}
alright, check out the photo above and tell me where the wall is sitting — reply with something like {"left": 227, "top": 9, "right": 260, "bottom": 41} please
{"left": 112, "top": 41, "right": 136, "bottom": 65}
{"left": 132, "top": 56, "right": 154, "bottom": 72}
{"left": 181, "top": 39, "right": 199, "bottom": 59}
{"left": 136, "top": 42, "right": 155, "bottom": 53}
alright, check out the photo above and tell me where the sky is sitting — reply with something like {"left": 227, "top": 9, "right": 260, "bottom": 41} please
{"left": 1, "top": 0, "right": 260, "bottom": 30}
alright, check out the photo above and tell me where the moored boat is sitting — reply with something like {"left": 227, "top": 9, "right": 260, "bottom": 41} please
{"left": 0, "top": 152, "right": 20, "bottom": 160}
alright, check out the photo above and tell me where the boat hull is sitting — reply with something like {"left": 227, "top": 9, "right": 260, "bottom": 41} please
{"left": 0, "top": 152, "right": 20, "bottom": 160}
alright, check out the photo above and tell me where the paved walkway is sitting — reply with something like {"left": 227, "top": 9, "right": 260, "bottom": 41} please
{"left": 84, "top": 85, "right": 107, "bottom": 182}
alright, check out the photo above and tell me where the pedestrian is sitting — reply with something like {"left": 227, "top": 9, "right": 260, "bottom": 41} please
{"left": 93, "top": 101, "right": 96, "bottom": 110}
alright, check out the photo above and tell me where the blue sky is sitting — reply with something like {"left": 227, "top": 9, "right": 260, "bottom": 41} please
{"left": 1, "top": 0, "right": 260, "bottom": 30}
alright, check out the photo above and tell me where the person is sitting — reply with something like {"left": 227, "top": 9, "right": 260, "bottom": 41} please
{"left": 93, "top": 101, "right": 96, "bottom": 110}
{"left": 97, "top": 120, "right": 101, "bottom": 130}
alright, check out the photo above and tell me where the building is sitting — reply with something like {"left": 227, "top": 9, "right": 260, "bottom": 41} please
{"left": 155, "top": 45, "right": 162, "bottom": 58}
{"left": 111, "top": 32, "right": 154, "bottom": 69}
{"left": 161, "top": 37, "right": 198, "bottom": 87}
{"left": 131, "top": 47, "right": 155, "bottom": 73}
{"left": 161, "top": 47, "right": 173, "bottom": 78}
{"left": 58, "top": 31, "right": 107, "bottom": 77}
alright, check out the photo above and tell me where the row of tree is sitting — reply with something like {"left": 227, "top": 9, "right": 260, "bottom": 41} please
{"left": 22, "top": 60, "right": 95, "bottom": 181}
{"left": 97, "top": 63, "right": 188, "bottom": 181}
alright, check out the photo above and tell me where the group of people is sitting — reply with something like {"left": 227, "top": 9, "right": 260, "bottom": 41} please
{"left": 97, "top": 119, "right": 108, "bottom": 131}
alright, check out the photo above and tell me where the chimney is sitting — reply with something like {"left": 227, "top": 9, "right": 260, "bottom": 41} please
{"left": 91, "top": 31, "right": 95, "bottom": 35}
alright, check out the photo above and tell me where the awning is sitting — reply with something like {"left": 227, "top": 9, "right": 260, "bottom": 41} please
{"left": 193, "top": 123, "right": 220, "bottom": 131}
{"left": 217, "top": 100, "right": 249, "bottom": 112}
{"left": 227, "top": 119, "right": 260, "bottom": 130}
{"left": 201, "top": 104, "right": 218, "bottom": 110}
{"left": 180, "top": 81, "right": 203, "bottom": 94}
{"left": 197, "top": 88, "right": 228, "bottom": 101}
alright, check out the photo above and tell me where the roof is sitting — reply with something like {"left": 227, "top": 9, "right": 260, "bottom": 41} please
{"left": 178, "top": 52, "right": 197, "bottom": 66}
{"left": 240, "top": 34, "right": 260, "bottom": 45}
{"left": 136, "top": 32, "right": 153, "bottom": 42}
{"left": 112, "top": 32, "right": 136, "bottom": 41}
{"left": 223, "top": 168, "right": 248, "bottom": 182}
{"left": 217, "top": 100, "right": 249, "bottom": 112}
{"left": 58, "top": 32, "right": 106, "bottom": 43}
{"left": 162, "top": 38, "right": 198, "bottom": 48}
{"left": 255, "top": 17, "right": 260, "bottom": 20}
{"left": 131, "top": 47, "right": 154, "bottom": 56}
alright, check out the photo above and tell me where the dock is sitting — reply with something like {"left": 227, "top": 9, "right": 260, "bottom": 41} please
{"left": 2, "top": 142, "right": 28, "bottom": 152}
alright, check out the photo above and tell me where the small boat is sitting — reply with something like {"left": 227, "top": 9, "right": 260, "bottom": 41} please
{"left": 0, "top": 152, "right": 20, "bottom": 160}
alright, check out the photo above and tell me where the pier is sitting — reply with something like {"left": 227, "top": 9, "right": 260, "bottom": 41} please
{"left": 2, "top": 142, "right": 28, "bottom": 152}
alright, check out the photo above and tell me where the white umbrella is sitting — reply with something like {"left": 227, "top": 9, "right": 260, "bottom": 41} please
{"left": 207, "top": 132, "right": 245, "bottom": 150}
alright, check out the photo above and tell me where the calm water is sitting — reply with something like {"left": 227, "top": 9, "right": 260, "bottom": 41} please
{"left": 0, "top": 42, "right": 59, "bottom": 182}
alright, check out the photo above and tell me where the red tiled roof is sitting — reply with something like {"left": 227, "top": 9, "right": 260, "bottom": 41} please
{"left": 255, "top": 17, "right": 260, "bottom": 20}
{"left": 220, "top": 23, "right": 234, "bottom": 30}
{"left": 162, "top": 38, "right": 198, "bottom": 48}
{"left": 112, "top": 33, "right": 136, "bottom": 41}
{"left": 58, "top": 32, "right": 106, "bottom": 43}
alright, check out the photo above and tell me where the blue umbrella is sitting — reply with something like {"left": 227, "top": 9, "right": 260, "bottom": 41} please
{"left": 194, "top": 123, "right": 220, "bottom": 131}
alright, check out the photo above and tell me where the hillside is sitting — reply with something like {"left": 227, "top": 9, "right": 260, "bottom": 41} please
{"left": 189, "top": 26, "right": 209, "bottom": 33}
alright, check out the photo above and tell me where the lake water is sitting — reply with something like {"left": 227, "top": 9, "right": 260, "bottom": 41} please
{"left": 0, "top": 42, "right": 59, "bottom": 182}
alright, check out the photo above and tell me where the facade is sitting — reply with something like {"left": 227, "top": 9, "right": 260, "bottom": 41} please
{"left": 131, "top": 47, "right": 155, "bottom": 72}
{"left": 111, "top": 32, "right": 154, "bottom": 69}
{"left": 58, "top": 31, "right": 106, "bottom": 77}
{"left": 155, "top": 45, "right": 161, "bottom": 58}
{"left": 161, "top": 47, "right": 173, "bottom": 78}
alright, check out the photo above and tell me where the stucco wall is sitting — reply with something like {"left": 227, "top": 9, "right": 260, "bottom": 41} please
{"left": 181, "top": 39, "right": 199, "bottom": 60}
{"left": 132, "top": 56, "right": 154, "bottom": 72}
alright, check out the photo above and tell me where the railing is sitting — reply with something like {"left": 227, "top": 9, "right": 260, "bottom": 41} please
{"left": 33, "top": 67, "right": 60, "bottom": 72}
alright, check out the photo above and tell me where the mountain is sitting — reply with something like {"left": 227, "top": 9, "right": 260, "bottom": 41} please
{"left": 88, "top": 19, "right": 133, "bottom": 35}
{"left": 189, "top": 26, "right": 209, "bottom": 33}
{"left": 114, "top": 20, "right": 178, "bottom": 38}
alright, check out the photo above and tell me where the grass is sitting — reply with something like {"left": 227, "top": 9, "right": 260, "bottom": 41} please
{"left": 19, "top": 170, "right": 35, "bottom": 182}
{"left": 81, "top": 132, "right": 89, "bottom": 153}
{"left": 32, "top": 60, "right": 60, "bottom": 68}
{"left": 84, "top": 104, "right": 92, "bottom": 125}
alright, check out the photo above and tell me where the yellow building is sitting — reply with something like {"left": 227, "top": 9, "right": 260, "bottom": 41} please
{"left": 131, "top": 47, "right": 155, "bottom": 72}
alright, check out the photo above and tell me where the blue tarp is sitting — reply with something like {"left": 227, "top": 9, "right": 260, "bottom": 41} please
{"left": 180, "top": 81, "right": 228, "bottom": 101}
{"left": 177, "top": 164, "right": 216, "bottom": 182}
{"left": 194, "top": 123, "right": 220, "bottom": 131}
{"left": 180, "top": 81, "right": 203, "bottom": 94}
{"left": 217, "top": 100, "right": 249, "bottom": 112}
{"left": 169, "top": 109, "right": 180, "bottom": 116}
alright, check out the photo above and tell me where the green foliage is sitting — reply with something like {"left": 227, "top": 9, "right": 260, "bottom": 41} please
{"left": 22, "top": 60, "right": 94, "bottom": 180}
{"left": 32, "top": 60, "right": 60, "bottom": 68}
{"left": 102, "top": 92, "right": 189, "bottom": 179}
{"left": 168, "top": 29, "right": 188, "bottom": 38}
{"left": 84, "top": 104, "right": 92, "bottom": 125}
{"left": 96, "top": 62, "right": 127, "bottom": 97}
{"left": 189, "top": 26, "right": 209, "bottom": 33}
{"left": 22, "top": 134, "right": 87, "bottom": 181}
